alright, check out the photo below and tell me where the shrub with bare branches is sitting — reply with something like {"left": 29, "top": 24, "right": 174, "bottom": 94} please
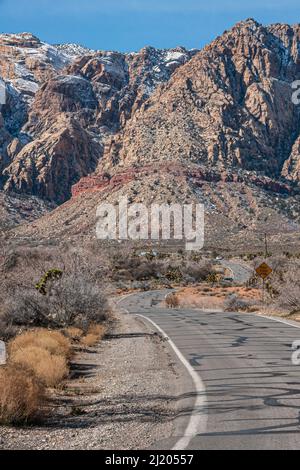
{"left": 224, "top": 294, "right": 256, "bottom": 312}
{"left": 4, "top": 272, "right": 110, "bottom": 329}
{"left": 251, "top": 255, "right": 300, "bottom": 314}
{"left": 275, "top": 262, "right": 300, "bottom": 314}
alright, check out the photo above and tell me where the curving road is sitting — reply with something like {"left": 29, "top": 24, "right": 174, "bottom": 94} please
{"left": 119, "top": 290, "right": 300, "bottom": 450}
{"left": 220, "top": 260, "right": 253, "bottom": 284}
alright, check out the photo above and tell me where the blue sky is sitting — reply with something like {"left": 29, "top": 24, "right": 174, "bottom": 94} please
{"left": 0, "top": 0, "right": 299, "bottom": 52}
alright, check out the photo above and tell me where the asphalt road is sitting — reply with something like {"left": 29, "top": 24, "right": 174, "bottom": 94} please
{"left": 220, "top": 260, "right": 253, "bottom": 284}
{"left": 119, "top": 291, "right": 300, "bottom": 450}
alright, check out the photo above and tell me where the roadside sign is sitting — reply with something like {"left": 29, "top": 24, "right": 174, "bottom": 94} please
{"left": 0, "top": 341, "right": 6, "bottom": 365}
{"left": 255, "top": 262, "right": 273, "bottom": 280}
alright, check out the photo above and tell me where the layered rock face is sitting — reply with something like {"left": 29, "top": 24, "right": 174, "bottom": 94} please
{"left": 0, "top": 34, "right": 195, "bottom": 203}
{"left": 4, "top": 116, "right": 102, "bottom": 203}
{"left": 2, "top": 20, "right": 300, "bottom": 223}
{"left": 3, "top": 21, "right": 300, "bottom": 250}
{"left": 0, "top": 32, "right": 82, "bottom": 200}
{"left": 101, "top": 20, "right": 300, "bottom": 183}
{"left": 282, "top": 135, "right": 300, "bottom": 182}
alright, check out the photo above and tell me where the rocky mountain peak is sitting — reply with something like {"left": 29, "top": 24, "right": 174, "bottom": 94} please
{"left": 233, "top": 18, "right": 261, "bottom": 29}
{"left": 1, "top": 20, "right": 300, "bottom": 210}
{"left": 0, "top": 33, "right": 197, "bottom": 202}
{"left": 0, "top": 32, "right": 41, "bottom": 47}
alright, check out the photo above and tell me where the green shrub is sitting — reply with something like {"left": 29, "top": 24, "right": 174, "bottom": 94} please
{"left": 35, "top": 269, "right": 63, "bottom": 295}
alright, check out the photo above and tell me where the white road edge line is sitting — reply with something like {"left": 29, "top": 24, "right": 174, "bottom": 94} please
{"left": 136, "top": 314, "right": 207, "bottom": 450}
{"left": 115, "top": 290, "right": 300, "bottom": 449}
{"left": 115, "top": 291, "right": 300, "bottom": 449}
{"left": 115, "top": 294, "right": 207, "bottom": 450}
{"left": 255, "top": 313, "right": 300, "bottom": 329}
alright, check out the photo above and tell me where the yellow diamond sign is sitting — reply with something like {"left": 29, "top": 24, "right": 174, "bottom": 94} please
{"left": 255, "top": 262, "right": 273, "bottom": 280}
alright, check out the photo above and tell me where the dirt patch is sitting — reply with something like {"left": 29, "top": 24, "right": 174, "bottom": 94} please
{"left": 176, "top": 285, "right": 300, "bottom": 323}
{"left": 175, "top": 284, "right": 261, "bottom": 310}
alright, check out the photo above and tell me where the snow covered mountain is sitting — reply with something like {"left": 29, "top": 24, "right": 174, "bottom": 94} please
{"left": 2, "top": 22, "right": 300, "bottom": 251}
{"left": 0, "top": 32, "right": 197, "bottom": 203}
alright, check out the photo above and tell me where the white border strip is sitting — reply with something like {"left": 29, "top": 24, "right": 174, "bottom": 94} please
{"left": 116, "top": 292, "right": 300, "bottom": 449}
{"left": 256, "top": 313, "right": 300, "bottom": 329}
{"left": 136, "top": 314, "right": 207, "bottom": 450}
{"left": 116, "top": 292, "right": 208, "bottom": 449}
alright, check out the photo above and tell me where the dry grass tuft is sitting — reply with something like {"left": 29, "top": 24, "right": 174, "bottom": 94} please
{"left": 10, "top": 346, "right": 68, "bottom": 387}
{"left": 63, "top": 327, "right": 84, "bottom": 341}
{"left": 80, "top": 324, "right": 106, "bottom": 347}
{"left": 0, "top": 364, "right": 45, "bottom": 424}
{"left": 80, "top": 334, "right": 100, "bottom": 347}
{"left": 88, "top": 324, "right": 106, "bottom": 338}
{"left": 165, "top": 293, "right": 180, "bottom": 308}
{"left": 9, "top": 329, "right": 71, "bottom": 359}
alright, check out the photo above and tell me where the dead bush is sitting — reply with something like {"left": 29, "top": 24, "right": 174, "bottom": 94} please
{"left": 165, "top": 293, "right": 180, "bottom": 308}
{"left": 80, "top": 324, "right": 106, "bottom": 347}
{"left": 9, "top": 329, "right": 71, "bottom": 359}
{"left": 63, "top": 327, "right": 84, "bottom": 341}
{"left": 0, "top": 316, "right": 18, "bottom": 342}
{"left": 110, "top": 253, "right": 161, "bottom": 282}
{"left": 80, "top": 334, "right": 100, "bottom": 347}
{"left": 133, "top": 262, "right": 160, "bottom": 281}
{"left": 182, "top": 262, "right": 213, "bottom": 283}
{"left": 5, "top": 273, "right": 111, "bottom": 329}
{"left": 224, "top": 294, "right": 255, "bottom": 312}
{"left": 0, "top": 364, "right": 45, "bottom": 424}
{"left": 275, "top": 262, "right": 300, "bottom": 314}
{"left": 252, "top": 257, "right": 300, "bottom": 314}
{"left": 88, "top": 324, "right": 106, "bottom": 338}
{"left": 0, "top": 242, "right": 112, "bottom": 334}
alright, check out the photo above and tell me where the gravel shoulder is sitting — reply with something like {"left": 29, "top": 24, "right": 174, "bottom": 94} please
{"left": 0, "top": 310, "right": 184, "bottom": 450}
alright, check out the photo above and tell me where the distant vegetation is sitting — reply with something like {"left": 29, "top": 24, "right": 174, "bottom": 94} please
{"left": 0, "top": 242, "right": 111, "bottom": 424}
{"left": 5, "top": 239, "right": 300, "bottom": 424}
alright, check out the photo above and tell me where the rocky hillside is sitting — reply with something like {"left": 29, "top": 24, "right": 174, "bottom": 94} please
{"left": 0, "top": 33, "right": 196, "bottom": 204}
{"left": 2, "top": 21, "right": 300, "bottom": 251}
{"left": 99, "top": 19, "right": 300, "bottom": 182}
{"left": 0, "top": 191, "right": 54, "bottom": 233}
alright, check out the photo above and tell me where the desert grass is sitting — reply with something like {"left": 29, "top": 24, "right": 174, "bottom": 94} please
{"left": 165, "top": 293, "right": 180, "bottom": 308}
{"left": 80, "top": 334, "right": 100, "bottom": 347}
{"left": 9, "top": 329, "right": 71, "bottom": 358}
{"left": 176, "top": 285, "right": 260, "bottom": 310}
{"left": 80, "top": 324, "right": 106, "bottom": 347}
{"left": 3, "top": 320, "right": 107, "bottom": 423}
{"left": 0, "top": 364, "right": 45, "bottom": 424}
{"left": 63, "top": 327, "right": 84, "bottom": 341}
{"left": 10, "top": 345, "right": 68, "bottom": 387}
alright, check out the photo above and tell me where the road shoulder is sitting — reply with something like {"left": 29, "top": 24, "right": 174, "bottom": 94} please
{"left": 0, "top": 310, "right": 187, "bottom": 450}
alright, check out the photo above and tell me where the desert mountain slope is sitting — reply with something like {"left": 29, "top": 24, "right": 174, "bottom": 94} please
{"left": 2, "top": 21, "right": 300, "bottom": 251}
{"left": 0, "top": 33, "right": 195, "bottom": 203}
{"left": 0, "top": 190, "right": 54, "bottom": 232}
{"left": 99, "top": 19, "right": 300, "bottom": 182}
{"left": 11, "top": 172, "right": 300, "bottom": 253}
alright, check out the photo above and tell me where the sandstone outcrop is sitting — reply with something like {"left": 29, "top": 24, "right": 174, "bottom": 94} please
{"left": 100, "top": 19, "right": 300, "bottom": 183}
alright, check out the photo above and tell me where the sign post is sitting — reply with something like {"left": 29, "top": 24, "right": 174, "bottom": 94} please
{"left": 255, "top": 262, "right": 273, "bottom": 303}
